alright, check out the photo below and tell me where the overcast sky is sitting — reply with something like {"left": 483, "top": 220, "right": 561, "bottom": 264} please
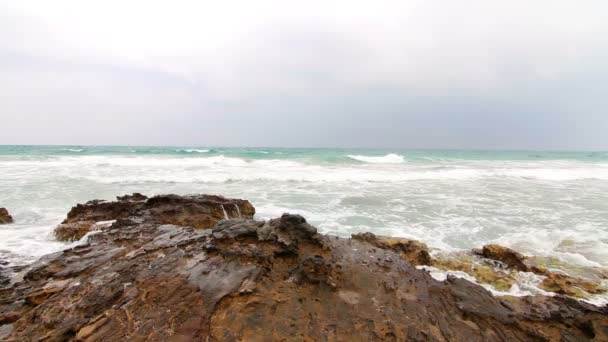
{"left": 1, "top": 0, "right": 607, "bottom": 149}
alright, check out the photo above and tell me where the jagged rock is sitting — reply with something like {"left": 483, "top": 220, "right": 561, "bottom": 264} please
{"left": 54, "top": 193, "right": 255, "bottom": 241}
{"left": 474, "top": 244, "right": 529, "bottom": 271}
{"left": 0, "top": 208, "right": 13, "bottom": 224}
{"left": 1, "top": 194, "right": 607, "bottom": 341}
{"left": 0, "top": 266, "right": 10, "bottom": 289}
{"left": 143, "top": 194, "right": 254, "bottom": 228}
{"left": 116, "top": 193, "right": 148, "bottom": 201}
{"left": 54, "top": 220, "right": 97, "bottom": 242}
{"left": 259, "top": 214, "right": 323, "bottom": 248}
{"left": 352, "top": 232, "right": 432, "bottom": 265}
{"left": 540, "top": 271, "right": 605, "bottom": 298}
{"left": 432, "top": 254, "right": 516, "bottom": 292}
{"left": 437, "top": 246, "right": 608, "bottom": 299}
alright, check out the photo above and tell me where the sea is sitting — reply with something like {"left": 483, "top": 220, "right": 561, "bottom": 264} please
{"left": 1, "top": 145, "right": 608, "bottom": 275}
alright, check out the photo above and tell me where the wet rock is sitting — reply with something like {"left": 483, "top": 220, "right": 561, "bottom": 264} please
{"left": 116, "top": 193, "right": 147, "bottom": 202}
{"left": 54, "top": 193, "right": 255, "bottom": 241}
{"left": 143, "top": 194, "right": 254, "bottom": 229}
{"left": 54, "top": 220, "right": 97, "bottom": 242}
{"left": 0, "top": 267, "right": 10, "bottom": 289}
{"left": 432, "top": 254, "right": 516, "bottom": 292}
{"left": 0, "top": 208, "right": 13, "bottom": 224}
{"left": 474, "top": 244, "right": 529, "bottom": 271}
{"left": 435, "top": 246, "right": 607, "bottom": 299}
{"left": 259, "top": 214, "right": 322, "bottom": 248}
{"left": 540, "top": 271, "right": 606, "bottom": 298}
{"left": 24, "top": 280, "right": 69, "bottom": 306}
{"left": 1, "top": 194, "right": 607, "bottom": 341}
{"left": 352, "top": 232, "right": 432, "bottom": 265}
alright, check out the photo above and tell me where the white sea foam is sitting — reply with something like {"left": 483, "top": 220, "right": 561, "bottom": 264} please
{"left": 417, "top": 266, "right": 608, "bottom": 306}
{"left": 61, "top": 148, "right": 84, "bottom": 152}
{"left": 4, "top": 156, "right": 608, "bottom": 182}
{"left": 347, "top": 153, "right": 405, "bottom": 163}
{"left": 177, "top": 149, "right": 210, "bottom": 153}
{"left": 1, "top": 151, "right": 607, "bottom": 305}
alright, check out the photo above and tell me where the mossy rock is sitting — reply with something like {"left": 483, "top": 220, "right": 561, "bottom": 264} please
{"left": 432, "top": 255, "right": 516, "bottom": 292}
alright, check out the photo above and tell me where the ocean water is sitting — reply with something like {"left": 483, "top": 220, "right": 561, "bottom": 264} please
{"left": 1, "top": 145, "right": 608, "bottom": 272}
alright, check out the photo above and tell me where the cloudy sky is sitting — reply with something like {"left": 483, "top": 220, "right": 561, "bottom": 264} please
{"left": 1, "top": 0, "right": 607, "bottom": 149}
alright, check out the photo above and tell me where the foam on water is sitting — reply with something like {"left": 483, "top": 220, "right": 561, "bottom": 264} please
{"left": 1, "top": 147, "right": 607, "bottom": 304}
{"left": 177, "top": 149, "right": 210, "bottom": 153}
{"left": 347, "top": 153, "right": 405, "bottom": 163}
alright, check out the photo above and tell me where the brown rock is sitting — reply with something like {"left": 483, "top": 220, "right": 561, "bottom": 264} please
{"left": 475, "top": 244, "right": 529, "bottom": 271}
{"left": 54, "top": 220, "right": 97, "bottom": 242}
{"left": 1, "top": 194, "right": 606, "bottom": 341}
{"left": 431, "top": 254, "right": 517, "bottom": 292}
{"left": 0, "top": 208, "right": 13, "bottom": 224}
{"left": 540, "top": 272, "right": 605, "bottom": 298}
{"left": 53, "top": 193, "right": 255, "bottom": 241}
{"left": 352, "top": 232, "right": 432, "bottom": 265}
{"left": 432, "top": 245, "right": 608, "bottom": 299}
{"left": 143, "top": 194, "right": 255, "bottom": 229}
{"left": 24, "top": 280, "right": 69, "bottom": 306}
{"left": 116, "top": 193, "right": 148, "bottom": 201}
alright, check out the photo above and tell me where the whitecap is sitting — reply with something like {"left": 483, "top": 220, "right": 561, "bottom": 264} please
{"left": 347, "top": 153, "right": 405, "bottom": 164}
{"left": 177, "top": 149, "right": 210, "bottom": 153}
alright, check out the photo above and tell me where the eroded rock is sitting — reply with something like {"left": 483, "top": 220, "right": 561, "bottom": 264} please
{"left": 0, "top": 208, "right": 13, "bottom": 224}
{"left": 540, "top": 271, "right": 606, "bottom": 298}
{"left": 430, "top": 245, "right": 608, "bottom": 300}
{"left": 432, "top": 253, "right": 517, "bottom": 292}
{"left": 54, "top": 193, "right": 255, "bottom": 241}
{"left": 352, "top": 232, "right": 432, "bottom": 265}
{"left": 0, "top": 194, "right": 606, "bottom": 341}
{"left": 474, "top": 244, "right": 529, "bottom": 271}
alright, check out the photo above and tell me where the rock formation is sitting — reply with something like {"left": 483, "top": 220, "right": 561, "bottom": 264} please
{"left": 470, "top": 244, "right": 607, "bottom": 299}
{"left": 0, "top": 194, "right": 606, "bottom": 341}
{"left": 0, "top": 208, "right": 13, "bottom": 224}
{"left": 474, "top": 244, "right": 529, "bottom": 272}
{"left": 54, "top": 193, "right": 254, "bottom": 241}
{"left": 352, "top": 232, "right": 432, "bottom": 266}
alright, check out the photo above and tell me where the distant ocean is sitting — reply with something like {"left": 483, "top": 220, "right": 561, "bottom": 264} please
{"left": 1, "top": 145, "right": 608, "bottom": 270}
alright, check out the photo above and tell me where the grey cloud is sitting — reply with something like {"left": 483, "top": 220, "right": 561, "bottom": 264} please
{"left": 1, "top": 1, "right": 607, "bottom": 149}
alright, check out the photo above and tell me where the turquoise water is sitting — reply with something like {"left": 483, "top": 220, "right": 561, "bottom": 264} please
{"left": 1, "top": 145, "right": 608, "bottom": 272}
{"left": 1, "top": 145, "right": 607, "bottom": 161}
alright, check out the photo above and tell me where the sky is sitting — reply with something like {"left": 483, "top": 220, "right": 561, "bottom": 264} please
{"left": 1, "top": 0, "right": 607, "bottom": 149}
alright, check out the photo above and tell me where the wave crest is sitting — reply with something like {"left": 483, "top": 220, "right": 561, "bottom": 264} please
{"left": 176, "top": 149, "right": 210, "bottom": 153}
{"left": 347, "top": 153, "right": 405, "bottom": 164}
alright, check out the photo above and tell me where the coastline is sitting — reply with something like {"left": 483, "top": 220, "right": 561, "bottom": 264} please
{"left": 1, "top": 194, "right": 606, "bottom": 340}
{"left": 2, "top": 147, "right": 608, "bottom": 272}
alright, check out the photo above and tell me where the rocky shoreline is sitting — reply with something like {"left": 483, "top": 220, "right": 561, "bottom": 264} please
{"left": 0, "top": 194, "right": 607, "bottom": 340}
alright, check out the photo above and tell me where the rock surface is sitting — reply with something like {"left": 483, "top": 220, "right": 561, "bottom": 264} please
{"left": 352, "top": 232, "right": 432, "bottom": 266}
{"left": 470, "top": 244, "right": 607, "bottom": 298}
{"left": 474, "top": 244, "right": 529, "bottom": 272}
{"left": 54, "top": 193, "right": 255, "bottom": 241}
{"left": 0, "top": 194, "right": 606, "bottom": 341}
{"left": 0, "top": 208, "right": 13, "bottom": 224}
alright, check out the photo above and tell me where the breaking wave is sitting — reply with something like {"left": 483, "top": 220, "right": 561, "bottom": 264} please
{"left": 176, "top": 149, "right": 210, "bottom": 153}
{"left": 347, "top": 153, "right": 405, "bottom": 163}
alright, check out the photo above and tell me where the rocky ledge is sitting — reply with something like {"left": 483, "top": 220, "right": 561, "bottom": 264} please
{"left": 0, "top": 194, "right": 607, "bottom": 341}
{"left": 0, "top": 208, "right": 13, "bottom": 224}
{"left": 54, "top": 193, "right": 254, "bottom": 241}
